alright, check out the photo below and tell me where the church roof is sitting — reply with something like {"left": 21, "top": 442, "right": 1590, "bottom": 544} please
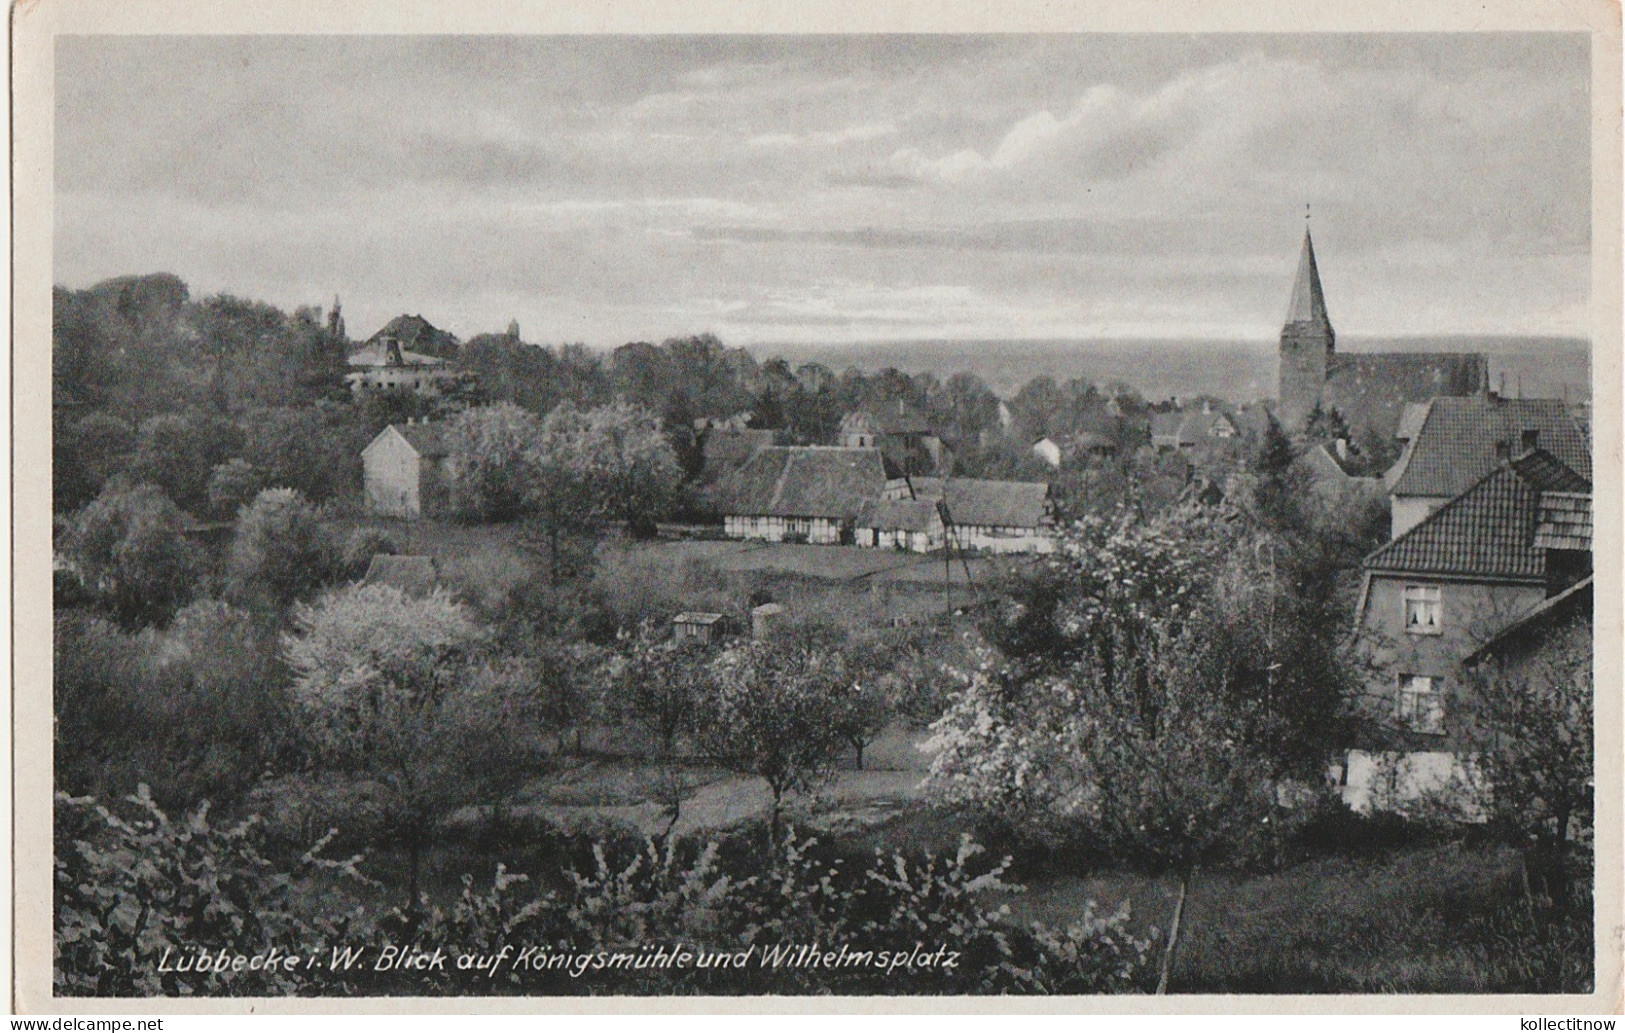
{"left": 1284, "top": 228, "right": 1333, "bottom": 335}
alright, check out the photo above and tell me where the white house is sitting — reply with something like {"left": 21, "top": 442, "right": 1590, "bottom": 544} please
{"left": 362, "top": 421, "right": 450, "bottom": 518}
{"left": 1031, "top": 437, "right": 1063, "bottom": 468}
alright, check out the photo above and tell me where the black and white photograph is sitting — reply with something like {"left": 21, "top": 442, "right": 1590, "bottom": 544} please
{"left": 14, "top": 0, "right": 1621, "bottom": 1011}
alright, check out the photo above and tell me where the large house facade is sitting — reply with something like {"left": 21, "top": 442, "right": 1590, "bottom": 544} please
{"left": 1345, "top": 448, "right": 1592, "bottom": 813}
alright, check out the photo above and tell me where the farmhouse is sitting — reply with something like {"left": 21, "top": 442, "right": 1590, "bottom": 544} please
{"left": 908, "top": 477, "right": 1056, "bottom": 555}
{"left": 856, "top": 497, "right": 946, "bottom": 553}
{"left": 1345, "top": 448, "right": 1591, "bottom": 813}
{"left": 719, "top": 446, "right": 888, "bottom": 544}
{"left": 362, "top": 420, "right": 451, "bottom": 518}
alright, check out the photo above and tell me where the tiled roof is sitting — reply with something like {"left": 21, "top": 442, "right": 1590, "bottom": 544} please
{"left": 856, "top": 497, "right": 942, "bottom": 533}
{"left": 348, "top": 342, "right": 447, "bottom": 368}
{"left": 364, "top": 314, "right": 460, "bottom": 357}
{"left": 1534, "top": 492, "right": 1592, "bottom": 551}
{"left": 1511, "top": 448, "right": 1590, "bottom": 493}
{"left": 1395, "top": 401, "right": 1431, "bottom": 442}
{"left": 362, "top": 555, "right": 439, "bottom": 596}
{"left": 1389, "top": 396, "right": 1590, "bottom": 499}
{"left": 1365, "top": 452, "right": 1585, "bottom": 581}
{"left": 893, "top": 476, "right": 1052, "bottom": 528}
{"left": 719, "top": 446, "right": 887, "bottom": 520}
{"left": 1464, "top": 575, "right": 1591, "bottom": 664}
{"left": 393, "top": 422, "right": 450, "bottom": 459}
{"left": 938, "top": 478, "right": 1051, "bottom": 529}
{"left": 700, "top": 428, "right": 775, "bottom": 479}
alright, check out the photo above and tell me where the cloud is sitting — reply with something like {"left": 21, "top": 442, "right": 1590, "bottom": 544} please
{"left": 54, "top": 35, "right": 1590, "bottom": 345}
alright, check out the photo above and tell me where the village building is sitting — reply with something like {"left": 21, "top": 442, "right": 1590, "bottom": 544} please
{"left": 361, "top": 420, "right": 451, "bottom": 518}
{"left": 346, "top": 336, "right": 457, "bottom": 396}
{"left": 1150, "top": 403, "right": 1239, "bottom": 452}
{"left": 1380, "top": 395, "right": 1591, "bottom": 539}
{"left": 840, "top": 399, "right": 950, "bottom": 477}
{"left": 855, "top": 497, "right": 946, "bottom": 553}
{"left": 1345, "top": 448, "right": 1591, "bottom": 814}
{"left": 1032, "top": 432, "right": 1119, "bottom": 469}
{"left": 905, "top": 477, "right": 1056, "bottom": 555}
{"left": 718, "top": 446, "right": 888, "bottom": 544}
{"left": 1277, "top": 227, "right": 1489, "bottom": 436}
{"left": 1031, "top": 437, "right": 1063, "bottom": 468}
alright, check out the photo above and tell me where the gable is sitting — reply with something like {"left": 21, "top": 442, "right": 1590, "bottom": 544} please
{"left": 1366, "top": 464, "right": 1547, "bottom": 581}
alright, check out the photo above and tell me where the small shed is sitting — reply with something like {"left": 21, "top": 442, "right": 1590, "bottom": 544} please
{"left": 750, "top": 603, "right": 785, "bottom": 639}
{"left": 362, "top": 554, "right": 440, "bottom": 596}
{"left": 673, "top": 611, "right": 726, "bottom": 644}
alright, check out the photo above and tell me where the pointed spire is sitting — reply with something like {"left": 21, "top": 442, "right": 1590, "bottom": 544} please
{"left": 1284, "top": 226, "right": 1332, "bottom": 333}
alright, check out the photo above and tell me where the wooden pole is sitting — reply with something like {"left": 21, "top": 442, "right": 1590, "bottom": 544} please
{"left": 1156, "top": 868, "right": 1193, "bottom": 995}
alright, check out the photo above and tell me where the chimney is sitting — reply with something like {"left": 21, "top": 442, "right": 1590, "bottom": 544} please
{"left": 1334, "top": 438, "right": 1349, "bottom": 461}
{"left": 1494, "top": 439, "right": 1511, "bottom": 460}
{"left": 1521, "top": 429, "right": 1539, "bottom": 453}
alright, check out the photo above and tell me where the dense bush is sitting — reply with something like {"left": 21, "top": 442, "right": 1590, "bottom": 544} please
{"left": 57, "top": 482, "right": 202, "bottom": 629}
{"left": 55, "top": 788, "right": 1154, "bottom": 996}
{"left": 54, "top": 604, "right": 297, "bottom": 809}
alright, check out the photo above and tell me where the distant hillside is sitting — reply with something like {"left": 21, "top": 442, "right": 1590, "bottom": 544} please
{"left": 750, "top": 336, "right": 1591, "bottom": 405}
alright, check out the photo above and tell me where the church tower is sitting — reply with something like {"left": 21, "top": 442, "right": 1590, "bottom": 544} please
{"left": 1278, "top": 226, "right": 1335, "bottom": 429}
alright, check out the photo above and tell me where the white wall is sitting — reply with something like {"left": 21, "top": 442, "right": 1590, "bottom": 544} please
{"left": 1391, "top": 495, "right": 1445, "bottom": 539}
{"left": 1339, "top": 749, "right": 1486, "bottom": 821}
{"left": 363, "top": 431, "right": 422, "bottom": 517}
{"left": 955, "top": 526, "right": 1055, "bottom": 555}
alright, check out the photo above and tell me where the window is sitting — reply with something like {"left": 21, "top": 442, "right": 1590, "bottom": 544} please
{"left": 1396, "top": 675, "right": 1445, "bottom": 735}
{"left": 1403, "top": 584, "right": 1441, "bottom": 634}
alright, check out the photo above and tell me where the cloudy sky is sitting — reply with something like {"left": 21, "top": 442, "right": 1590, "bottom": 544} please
{"left": 55, "top": 34, "right": 1589, "bottom": 347}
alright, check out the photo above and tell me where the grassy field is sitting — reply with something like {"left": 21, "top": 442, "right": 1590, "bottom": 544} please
{"left": 330, "top": 517, "right": 1010, "bottom": 629}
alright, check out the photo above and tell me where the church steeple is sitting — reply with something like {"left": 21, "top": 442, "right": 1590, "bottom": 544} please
{"left": 1278, "top": 220, "right": 1336, "bottom": 429}
{"left": 1284, "top": 226, "right": 1333, "bottom": 340}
